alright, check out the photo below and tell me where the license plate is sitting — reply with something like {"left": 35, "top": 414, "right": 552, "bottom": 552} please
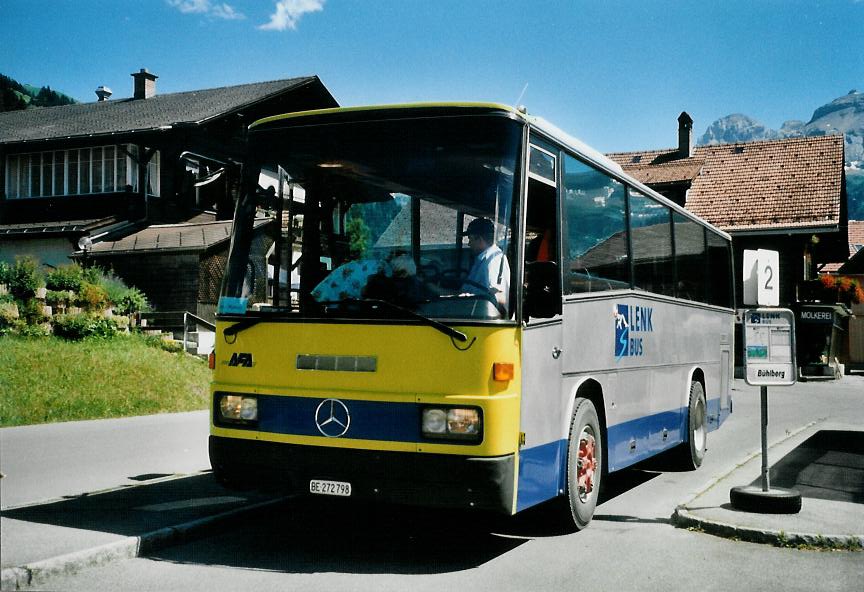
{"left": 309, "top": 479, "right": 352, "bottom": 497}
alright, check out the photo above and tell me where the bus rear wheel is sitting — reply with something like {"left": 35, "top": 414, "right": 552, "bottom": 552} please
{"left": 676, "top": 380, "right": 707, "bottom": 470}
{"left": 565, "top": 398, "right": 602, "bottom": 530}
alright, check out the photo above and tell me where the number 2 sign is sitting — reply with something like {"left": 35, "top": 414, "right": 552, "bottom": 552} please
{"left": 743, "top": 249, "right": 780, "bottom": 307}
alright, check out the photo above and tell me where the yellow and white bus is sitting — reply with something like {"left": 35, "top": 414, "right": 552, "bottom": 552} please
{"left": 210, "top": 103, "right": 734, "bottom": 528}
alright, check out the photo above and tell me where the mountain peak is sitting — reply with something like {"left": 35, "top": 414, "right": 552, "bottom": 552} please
{"left": 698, "top": 113, "right": 778, "bottom": 145}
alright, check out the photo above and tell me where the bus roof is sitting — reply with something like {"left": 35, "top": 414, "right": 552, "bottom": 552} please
{"left": 248, "top": 102, "right": 521, "bottom": 129}
{"left": 249, "top": 102, "right": 626, "bottom": 177}
{"left": 248, "top": 103, "right": 730, "bottom": 241}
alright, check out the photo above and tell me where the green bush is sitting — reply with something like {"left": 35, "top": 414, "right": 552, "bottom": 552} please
{"left": 0, "top": 319, "right": 24, "bottom": 336}
{"left": 112, "top": 314, "right": 130, "bottom": 331}
{"left": 8, "top": 257, "right": 43, "bottom": 299}
{"left": 74, "top": 266, "right": 149, "bottom": 315}
{"left": 17, "top": 323, "right": 51, "bottom": 337}
{"left": 53, "top": 313, "right": 119, "bottom": 340}
{"left": 45, "top": 264, "right": 84, "bottom": 292}
{"left": 0, "top": 261, "right": 11, "bottom": 284}
{"left": 81, "top": 265, "right": 105, "bottom": 285}
{"left": 99, "top": 271, "right": 149, "bottom": 314}
{"left": 17, "top": 298, "right": 45, "bottom": 325}
{"left": 45, "top": 289, "right": 71, "bottom": 306}
{"left": 114, "top": 287, "right": 150, "bottom": 315}
{"left": 100, "top": 273, "right": 128, "bottom": 306}
{"left": 143, "top": 333, "right": 184, "bottom": 353}
{"left": 78, "top": 282, "right": 110, "bottom": 311}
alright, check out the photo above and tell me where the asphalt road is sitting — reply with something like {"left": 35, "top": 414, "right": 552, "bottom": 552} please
{"left": 0, "top": 411, "right": 210, "bottom": 509}
{"left": 4, "top": 378, "right": 864, "bottom": 591}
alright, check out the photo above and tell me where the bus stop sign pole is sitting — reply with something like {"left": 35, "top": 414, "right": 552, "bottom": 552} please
{"left": 730, "top": 307, "right": 802, "bottom": 514}
{"left": 759, "top": 385, "right": 769, "bottom": 492}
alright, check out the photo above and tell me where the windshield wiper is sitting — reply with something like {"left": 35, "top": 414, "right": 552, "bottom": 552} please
{"left": 223, "top": 300, "right": 469, "bottom": 342}
{"left": 223, "top": 315, "right": 264, "bottom": 337}
{"left": 321, "top": 298, "right": 468, "bottom": 343}
{"left": 222, "top": 307, "right": 293, "bottom": 337}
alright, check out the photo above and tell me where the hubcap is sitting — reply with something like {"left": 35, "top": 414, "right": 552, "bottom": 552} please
{"left": 693, "top": 397, "right": 706, "bottom": 451}
{"left": 576, "top": 427, "right": 597, "bottom": 501}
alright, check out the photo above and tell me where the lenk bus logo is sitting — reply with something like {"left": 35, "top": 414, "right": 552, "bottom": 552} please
{"left": 226, "top": 352, "right": 254, "bottom": 367}
{"left": 614, "top": 304, "right": 654, "bottom": 361}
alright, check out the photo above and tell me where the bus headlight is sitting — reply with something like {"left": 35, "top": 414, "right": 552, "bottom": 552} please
{"left": 218, "top": 394, "right": 258, "bottom": 423}
{"left": 421, "top": 408, "right": 447, "bottom": 434}
{"left": 421, "top": 406, "right": 482, "bottom": 442}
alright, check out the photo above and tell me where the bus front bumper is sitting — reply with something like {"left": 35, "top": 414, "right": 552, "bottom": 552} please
{"left": 209, "top": 435, "right": 515, "bottom": 514}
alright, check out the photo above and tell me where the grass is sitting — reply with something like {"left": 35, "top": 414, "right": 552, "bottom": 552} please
{"left": 0, "top": 334, "right": 212, "bottom": 427}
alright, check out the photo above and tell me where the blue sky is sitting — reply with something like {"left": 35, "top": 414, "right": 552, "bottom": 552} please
{"left": 3, "top": 0, "right": 863, "bottom": 152}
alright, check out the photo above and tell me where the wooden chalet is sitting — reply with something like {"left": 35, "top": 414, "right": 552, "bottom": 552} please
{"left": 0, "top": 69, "right": 337, "bottom": 268}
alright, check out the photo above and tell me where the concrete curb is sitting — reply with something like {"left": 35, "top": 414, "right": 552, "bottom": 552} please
{"left": 0, "top": 496, "right": 288, "bottom": 591}
{"left": 671, "top": 506, "right": 864, "bottom": 549}
{"left": 668, "top": 419, "right": 864, "bottom": 550}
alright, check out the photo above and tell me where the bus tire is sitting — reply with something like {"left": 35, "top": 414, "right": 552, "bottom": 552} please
{"left": 677, "top": 380, "right": 707, "bottom": 470}
{"left": 565, "top": 398, "right": 602, "bottom": 530}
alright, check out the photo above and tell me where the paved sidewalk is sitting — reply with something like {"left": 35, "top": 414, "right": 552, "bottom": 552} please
{"left": 0, "top": 412, "right": 286, "bottom": 591}
{"left": 0, "top": 471, "right": 286, "bottom": 590}
{"left": 673, "top": 422, "right": 864, "bottom": 548}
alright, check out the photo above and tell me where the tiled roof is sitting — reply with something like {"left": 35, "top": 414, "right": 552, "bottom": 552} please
{"left": 608, "top": 135, "right": 845, "bottom": 232}
{"left": 607, "top": 149, "right": 705, "bottom": 185}
{"left": 87, "top": 218, "right": 270, "bottom": 255}
{"left": 0, "top": 77, "right": 325, "bottom": 144}
{"left": 688, "top": 136, "right": 844, "bottom": 231}
{"left": 849, "top": 219, "right": 864, "bottom": 249}
{"left": 0, "top": 216, "right": 121, "bottom": 237}
{"left": 823, "top": 220, "right": 864, "bottom": 272}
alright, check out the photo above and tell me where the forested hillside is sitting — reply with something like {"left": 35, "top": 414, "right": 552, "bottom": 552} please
{"left": 1, "top": 73, "right": 77, "bottom": 111}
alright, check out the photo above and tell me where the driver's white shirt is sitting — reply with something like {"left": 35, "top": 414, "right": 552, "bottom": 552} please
{"left": 461, "top": 244, "right": 510, "bottom": 307}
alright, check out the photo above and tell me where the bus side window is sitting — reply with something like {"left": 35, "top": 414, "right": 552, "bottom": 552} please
{"left": 629, "top": 189, "right": 674, "bottom": 297}
{"left": 673, "top": 212, "right": 708, "bottom": 303}
{"left": 561, "top": 155, "right": 629, "bottom": 293}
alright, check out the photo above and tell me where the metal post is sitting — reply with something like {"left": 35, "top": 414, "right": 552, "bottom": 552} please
{"left": 760, "top": 385, "right": 769, "bottom": 492}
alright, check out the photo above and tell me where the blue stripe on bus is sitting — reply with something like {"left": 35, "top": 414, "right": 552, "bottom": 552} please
{"left": 257, "top": 395, "right": 420, "bottom": 442}
{"left": 606, "top": 408, "right": 686, "bottom": 472}
{"left": 516, "top": 439, "right": 567, "bottom": 511}
{"left": 516, "top": 398, "right": 725, "bottom": 511}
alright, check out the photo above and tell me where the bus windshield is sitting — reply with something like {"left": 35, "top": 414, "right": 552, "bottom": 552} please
{"left": 220, "top": 113, "right": 523, "bottom": 323}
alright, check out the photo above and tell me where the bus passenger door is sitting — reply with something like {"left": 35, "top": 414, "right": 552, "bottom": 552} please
{"left": 517, "top": 146, "right": 565, "bottom": 510}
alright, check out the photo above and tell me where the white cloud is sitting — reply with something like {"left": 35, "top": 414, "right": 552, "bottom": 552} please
{"left": 167, "top": 0, "right": 245, "bottom": 20}
{"left": 259, "top": 0, "right": 325, "bottom": 31}
{"left": 169, "top": 0, "right": 209, "bottom": 13}
{"left": 210, "top": 3, "right": 244, "bottom": 20}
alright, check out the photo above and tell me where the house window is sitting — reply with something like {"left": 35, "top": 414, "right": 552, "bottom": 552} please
{"left": 4, "top": 145, "right": 160, "bottom": 199}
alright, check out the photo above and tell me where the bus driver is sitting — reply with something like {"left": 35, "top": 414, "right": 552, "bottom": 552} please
{"left": 460, "top": 217, "right": 510, "bottom": 315}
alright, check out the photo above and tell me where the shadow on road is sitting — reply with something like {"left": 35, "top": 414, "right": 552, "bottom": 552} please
{"left": 1, "top": 472, "right": 271, "bottom": 537}
{"left": 148, "top": 498, "right": 528, "bottom": 574}
{"left": 2, "top": 464, "right": 665, "bottom": 575}
{"left": 145, "top": 467, "right": 662, "bottom": 574}
{"left": 748, "top": 430, "right": 864, "bottom": 504}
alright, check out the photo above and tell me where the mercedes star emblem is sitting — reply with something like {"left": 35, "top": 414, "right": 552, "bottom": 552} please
{"left": 314, "top": 399, "right": 351, "bottom": 438}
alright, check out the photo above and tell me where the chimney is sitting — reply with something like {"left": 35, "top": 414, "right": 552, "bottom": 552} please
{"left": 131, "top": 68, "right": 158, "bottom": 99}
{"left": 677, "top": 112, "right": 693, "bottom": 158}
{"left": 95, "top": 86, "right": 113, "bottom": 101}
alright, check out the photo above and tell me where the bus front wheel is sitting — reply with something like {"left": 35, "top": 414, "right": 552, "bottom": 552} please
{"left": 565, "top": 398, "right": 603, "bottom": 530}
